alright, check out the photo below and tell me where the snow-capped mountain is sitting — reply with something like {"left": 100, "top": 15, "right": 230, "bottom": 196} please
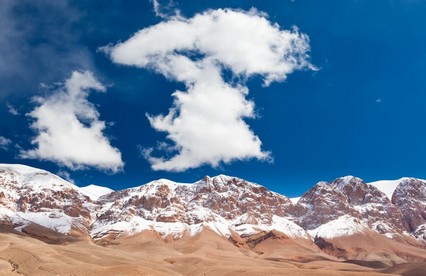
{"left": 368, "top": 179, "right": 404, "bottom": 200}
{"left": 0, "top": 164, "right": 93, "bottom": 236}
{"left": 391, "top": 178, "right": 426, "bottom": 239}
{"left": 79, "top": 184, "right": 114, "bottom": 200}
{"left": 293, "top": 176, "right": 408, "bottom": 238}
{"left": 369, "top": 177, "right": 426, "bottom": 240}
{"left": 1, "top": 163, "right": 426, "bottom": 262}
{"left": 92, "top": 175, "right": 306, "bottom": 240}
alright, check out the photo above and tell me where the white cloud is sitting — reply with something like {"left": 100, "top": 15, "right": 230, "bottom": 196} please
{"left": 20, "top": 71, "right": 124, "bottom": 173}
{"left": 0, "top": 136, "right": 11, "bottom": 150}
{"left": 104, "top": 8, "right": 314, "bottom": 171}
{"left": 150, "top": 0, "right": 181, "bottom": 19}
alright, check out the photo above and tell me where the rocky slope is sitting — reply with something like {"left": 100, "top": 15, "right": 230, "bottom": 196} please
{"left": 391, "top": 178, "right": 426, "bottom": 239}
{"left": 1, "top": 164, "right": 426, "bottom": 264}
{"left": 0, "top": 164, "right": 93, "bottom": 238}
{"left": 293, "top": 176, "right": 408, "bottom": 238}
{"left": 91, "top": 175, "right": 306, "bottom": 241}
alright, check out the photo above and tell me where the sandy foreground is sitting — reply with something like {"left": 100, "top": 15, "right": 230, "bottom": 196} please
{"left": 0, "top": 226, "right": 420, "bottom": 276}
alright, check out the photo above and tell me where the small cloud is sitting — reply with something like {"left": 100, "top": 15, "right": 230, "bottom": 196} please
{"left": 150, "top": 0, "right": 181, "bottom": 19}
{"left": 0, "top": 136, "right": 12, "bottom": 150}
{"left": 376, "top": 98, "right": 382, "bottom": 103}
{"left": 57, "top": 170, "right": 74, "bottom": 184}
{"left": 20, "top": 71, "right": 124, "bottom": 173}
{"left": 6, "top": 103, "right": 20, "bottom": 116}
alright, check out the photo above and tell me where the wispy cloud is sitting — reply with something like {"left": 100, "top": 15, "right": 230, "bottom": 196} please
{"left": 57, "top": 170, "right": 75, "bottom": 184}
{"left": 0, "top": 136, "right": 12, "bottom": 151}
{"left": 20, "top": 71, "right": 124, "bottom": 173}
{"left": 0, "top": 0, "right": 94, "bottom": 99}
{"left": 150, "top": 0, "right": 181, "bottom": 19}
{"left": 6, "top": 103, "right": 20, "bottom": 116}
{"left": 104, "top": 8, "right": 314, "bottom": 172}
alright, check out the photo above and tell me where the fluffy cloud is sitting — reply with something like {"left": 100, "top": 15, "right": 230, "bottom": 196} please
{"left": 20, "top": 71, "right": 124, "bottom": 173}
{"left": 0, "top": 136, "right": 11, "bottom": 150}
{"left": 104, "top": 8, "right": 314, "bottom": 171}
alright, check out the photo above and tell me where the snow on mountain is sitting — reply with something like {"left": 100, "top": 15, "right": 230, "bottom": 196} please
{"left": 91, "top": 175, "right": 300, "bottom": 240}
{"left": 15, "top": 211, "right": 77, "bottom": 234}
{"left": 2, "top": 164, "right": 426, "bottom": 248}
{"left": 308, "top": 215, "right": 367, "bottom": 239}
{"left": 391, "top": 178, "right": 426, "bottom": 238}
{"left": 293, "top": 176, "right": 408, "bottom": 236}
{"left": 368, "top": 178, "right": 406, "bottom": 200}
{"left": 0, "top": 163, "right": 78, "bottom": 192}
{"left": 0, "top": 164, "right": 50, "bottom": 175}
{"left": 290, "top": 197, "right": 300, "bottom": 204}
{"left": 79, "top": 184, "right": 114, "bottom": 200}
{"left": 368, "top": 177, "right": 426, "bottom": 201}
{"left": 367, "top": 178, "right": 426, "bottom": 240}
{"left": 0, "top": 164, "right": 91, "bottom": 235}
{"left": 271, "top": 215, "right": 309, "bottom": 238}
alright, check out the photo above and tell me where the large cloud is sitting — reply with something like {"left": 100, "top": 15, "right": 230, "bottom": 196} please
{"left": 20, "top": 71, "right": 124, "bottom": 173}
{"left": 104, "top": 8, "right": 314, "bottom": 171}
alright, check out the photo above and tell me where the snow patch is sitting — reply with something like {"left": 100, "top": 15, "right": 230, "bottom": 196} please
{"left": 368, "top": 179, "right": 403, "bottom": 200}
{"left": 272, "top": 215, "right": 309, "bottom": 238}
{"left": 290, "top": 197, "right": 301, "bottom": 204}
{"left": 79, "top": 184, "right": 114, "bottom": 200}
{"left": 0, "top": 163, "right": 78, "bottom": 192}
{"left": 385, "top": 233, "right": 394, "bottom": 239}
{"left": 16, "top": 211, "right": 75, "bottom": 234}
{"left": 91, "top": 216, "right": 152, "bottom": 239}
{"left": 308, "top": 215, "right": 367, "bottom": 239}
{"left": 368, "top": 178, "right": 426, "bottom": 200}
{"left": 0, "top": 164, "right": 46, "bottom": 175}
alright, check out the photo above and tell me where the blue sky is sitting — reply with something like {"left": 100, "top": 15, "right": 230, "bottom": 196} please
{"left": 1, "top": 0, "right": 426, "bottom": 197}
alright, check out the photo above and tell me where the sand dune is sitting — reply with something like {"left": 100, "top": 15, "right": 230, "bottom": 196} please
{"left": 383, "top": 262, "right": 426, "bottom": 276}
{"left": 0, "top": 227, "right": 415, "bottom": 275}
{"left": 316, "top": 231, "right": 426, "bottom": 265}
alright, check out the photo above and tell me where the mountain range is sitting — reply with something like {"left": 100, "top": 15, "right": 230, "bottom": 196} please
{"left": 1, "top": 164, "right": 426, "bottom": 275}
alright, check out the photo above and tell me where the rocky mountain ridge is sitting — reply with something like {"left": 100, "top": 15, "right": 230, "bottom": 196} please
{"left": 1, "top": 164, "right": 426, "bottom": 263}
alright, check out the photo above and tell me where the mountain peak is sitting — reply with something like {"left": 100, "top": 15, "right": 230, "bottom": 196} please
{"left": 0, "top": 163, "right": 78, "bottom": 192}
{"left": 202, "top": 174, "right": 238, "bottom": 183}
{"left": 2, "top": 163, "right": 426, "bottom": 264}
{"left": 79, "top": 184, "right": 114, "bottom": 200}
{"left": 0, "top": 163, "right": 48, "bottom": 175}
{"left": 331, "top": 175, "right": 365, "bottom": 189}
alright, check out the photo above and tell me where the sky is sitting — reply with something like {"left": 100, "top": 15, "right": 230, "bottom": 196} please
{"left": 1, "top": 0, "right": 426, "bottom": 197}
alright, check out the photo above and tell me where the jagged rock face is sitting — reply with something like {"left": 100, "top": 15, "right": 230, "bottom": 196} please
{"left": 96, "top": 180, "right": 189, "bottom": 224}
{"left": 2, "top": 164, "right": 426, "bottom": 248}
{"left": 189, "top": 176, "right": 292, "bottom": 222}
{"left": 392, "top": 178, "right": 426, "bottom": 235}
{"left": 0, "top": 166, "right": 304, "bottom": 241}
{"left": 0, "top": 166, "right": 93, "bottom": 234}
{"left": 292, "top": 181, "right": 351, "bottom": 228}
{"left": 293, "top": 176, "right": 408, "bottom": 234}
{"left": 93, "top": 175, "right": 294, "bottom": 237}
